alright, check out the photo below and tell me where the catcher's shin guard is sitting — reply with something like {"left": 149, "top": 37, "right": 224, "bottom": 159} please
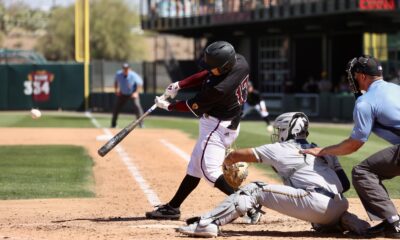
{"left": 199, "top": 182, "right": 264, "bottom": 226}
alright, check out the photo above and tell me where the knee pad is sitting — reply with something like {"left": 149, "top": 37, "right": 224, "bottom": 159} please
{"left": 199, "top": 182, "right": 265, "bottom": 226}
{"left": 199, "top": 191, "right": 254, "bottom": 226}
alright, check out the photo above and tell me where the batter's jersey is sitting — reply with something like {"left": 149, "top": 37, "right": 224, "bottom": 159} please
{"left": 115, "top": 70, "right": 143, "bottom": 95}
{"left": 253, "top": 140, "right": 344, "bottom": 194}
{"left": 351, "top": 79, "right": 400, "bottom": 144}
{"left": 186, "top": 54, "right": 250, "bottom": 127}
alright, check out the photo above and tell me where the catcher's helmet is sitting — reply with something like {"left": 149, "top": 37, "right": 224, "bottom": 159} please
{"left": 200, "top": 41, "right": 236, "bottom": 75}
{"left": 272, "top": 112, "right": 309, "bottom": 143}
{"left": 346, "top": 55, "right": 382, "bottom": 99}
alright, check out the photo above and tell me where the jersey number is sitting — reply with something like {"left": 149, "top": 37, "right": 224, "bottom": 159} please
{"left": 235, "top": 75, "right": 249, "bottom": 105}
{"left": 24, "top": 81, "right": 50, "bottom": 95}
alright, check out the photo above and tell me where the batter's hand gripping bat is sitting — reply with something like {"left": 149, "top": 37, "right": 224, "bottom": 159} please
{"left": 97, "top": 94, "right": 167, "bottom": 157}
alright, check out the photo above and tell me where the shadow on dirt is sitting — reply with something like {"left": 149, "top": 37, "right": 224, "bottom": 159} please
{"left": 221, "top": 230, "right": 366, "bottom": 239}
{"left": 52, "top": 216, "right": 147, "bottom": 223}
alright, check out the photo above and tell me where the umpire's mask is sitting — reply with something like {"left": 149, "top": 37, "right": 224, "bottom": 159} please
{"left": 346, "top": 55, "right": 383, "bottom": 99}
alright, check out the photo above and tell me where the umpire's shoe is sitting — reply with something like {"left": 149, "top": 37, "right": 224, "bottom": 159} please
{"left": 145, "top": 204, "right": 180, "bottom": 220}
{"left": 365, "top": 219, "right": 400, "bottom": 238}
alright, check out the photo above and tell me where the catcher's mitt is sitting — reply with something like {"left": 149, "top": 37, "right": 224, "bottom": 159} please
{"left": 222, "top": 162, "right": 249, "bottom": 190}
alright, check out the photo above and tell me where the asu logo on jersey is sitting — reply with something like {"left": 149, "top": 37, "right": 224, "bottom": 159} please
{"left": 192, "top": 103, "right": 199, "bottom": 110}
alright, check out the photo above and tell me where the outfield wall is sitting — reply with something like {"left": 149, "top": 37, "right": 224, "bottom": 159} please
{"left": 90, "top": 92, "right": 356, "bottom": 121}
{"left": 0, "top": 64, "right": 84, "bottom": 110}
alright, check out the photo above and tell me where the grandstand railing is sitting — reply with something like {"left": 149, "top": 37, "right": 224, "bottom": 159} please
{"left": 141, "top": 0, "right": 399, "bottom": 30}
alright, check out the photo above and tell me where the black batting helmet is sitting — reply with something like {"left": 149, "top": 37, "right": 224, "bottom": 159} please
{"left": 200, "top": 41, "right": 237, "bottom": 75}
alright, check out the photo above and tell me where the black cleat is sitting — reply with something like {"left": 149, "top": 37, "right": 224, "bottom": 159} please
{"left": 366, "top": 219, "right": 400, "bottom": 238}
{"left": 145, "top": 204, "right": 181, "bottom": 220}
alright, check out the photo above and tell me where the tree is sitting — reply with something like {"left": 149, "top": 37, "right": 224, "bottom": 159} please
{"left": 36, "top": 6, "right": 75, "bottom": 60}
{"left": 37, "top": 0, "right": 147, "bottom": 61}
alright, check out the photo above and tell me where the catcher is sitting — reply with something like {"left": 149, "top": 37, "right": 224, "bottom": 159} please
{"left": 177, "top": 112, "right": 370, "bottom": 237}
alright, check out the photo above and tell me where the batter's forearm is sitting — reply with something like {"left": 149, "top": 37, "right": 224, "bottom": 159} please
{"left": 179, "top": 70, "right": 209, "bottom": 89}
{"left": 168, "top": 101, "right": 190, "bottom": 112}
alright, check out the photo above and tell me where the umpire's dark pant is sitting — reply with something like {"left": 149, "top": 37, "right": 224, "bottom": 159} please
{"left": 352, "top": 144, "right": 400, "bottom": 220}
{"left": 111, "top": 95, "right": 144, "bottom": 128}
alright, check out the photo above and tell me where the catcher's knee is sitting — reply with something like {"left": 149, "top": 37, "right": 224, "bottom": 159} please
{"left": 234, "top": 194, "right": 254, "bottom": 216}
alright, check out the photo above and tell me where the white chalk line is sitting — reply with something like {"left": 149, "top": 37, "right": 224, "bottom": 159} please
{"left": 85, "top": 112, "right": 161, "bottom": 206}
{"left": 130, "top": 224, "right": 180, "bottom": 229}
{"left": 159, "top": 139, "right": 190, "bottom": 162}
{"left": 85, "top": 112, "right": 192, "bottom": 207}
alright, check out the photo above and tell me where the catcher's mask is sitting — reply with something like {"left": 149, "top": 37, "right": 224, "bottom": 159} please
{"left": 346, "top": 55, "right": 383, "bottom": 99}
{"left": 199, "top": 41, "right": 237, "bottom": 76}
{"left": 272, "top": 112, "right": 309, "bottom": 143}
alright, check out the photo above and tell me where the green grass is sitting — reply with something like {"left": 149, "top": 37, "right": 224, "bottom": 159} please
{"left": 0, "top": 112, "right": 398, "bottom": 198}
{"left": 0, "top": 145, "right": 94, "bottom": 199}
{"left": 0, "top": 113, "right": 94, "bottom": 128}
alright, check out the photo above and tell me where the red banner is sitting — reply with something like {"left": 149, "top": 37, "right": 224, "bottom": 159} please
{"left": 359, "top": 0, "right": 395, "bottom": 10}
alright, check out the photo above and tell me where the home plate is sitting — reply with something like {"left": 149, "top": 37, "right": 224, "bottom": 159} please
{"left": 96, "top": 135, "right": 112, "bottom": 141}
{"left": 131, "top": 224, "right": 179, "bottom": 229}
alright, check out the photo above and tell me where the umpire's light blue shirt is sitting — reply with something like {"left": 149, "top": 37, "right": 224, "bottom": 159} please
{"left": 115, "top": 70, "right": 143, "bottom": 95}
{"left": 351, "top": 79, "right": 400, "bottom": 144}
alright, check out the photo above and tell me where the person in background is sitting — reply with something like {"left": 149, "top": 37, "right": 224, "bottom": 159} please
{"left": 111, "top": 63, "right": 144, "bottom": 128}
{"left": 318, "top": 71, "right": 332, "bottom": 93}
{"left": 241, "top": 81, "right": 273, "bottom": 132}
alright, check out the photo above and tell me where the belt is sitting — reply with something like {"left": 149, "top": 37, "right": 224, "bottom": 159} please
{"left": 314, "top": 187, "right": 343, "bottom": 199}
{"left": 203, "top": 114, "right": 238, "bottom": 130}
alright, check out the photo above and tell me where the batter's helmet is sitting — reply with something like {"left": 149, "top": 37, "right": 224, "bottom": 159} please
{"left": 346, "top": 55, "right": 383, "bottom": 99}
{"left": 200, "top": 41, "right": 236, "bottom": 75}
{"left": 272, "top": 112, "right": 309, "bottom": 143}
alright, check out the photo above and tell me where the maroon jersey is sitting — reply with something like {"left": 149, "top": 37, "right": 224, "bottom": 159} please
{"left": 186, "top": 54, "right": 249, "bottom": 127}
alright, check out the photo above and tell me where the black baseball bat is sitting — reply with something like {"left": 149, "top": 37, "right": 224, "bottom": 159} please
{"left": 98, "top": 95, "right": 165, "bottom": 157}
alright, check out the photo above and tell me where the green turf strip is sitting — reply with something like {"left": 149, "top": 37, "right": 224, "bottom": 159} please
{"left": 0, "top": 114, "right": 93, "bottom": 128}
{"left": 0, "top": 145, "right": 94, "bottom": 199}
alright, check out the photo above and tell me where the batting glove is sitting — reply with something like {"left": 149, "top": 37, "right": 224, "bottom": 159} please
{"left": 155, "top": 96, "right": 171, "bottom": 111}
{"left": 164, "top": 82, "right": 180, "bottom": 99}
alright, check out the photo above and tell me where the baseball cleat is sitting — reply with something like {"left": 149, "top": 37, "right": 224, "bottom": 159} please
{"left": 247, "top": 209, "right": 263, "bottom": 224}
{"left": 365, "top": 219, "right": 400, "bottom": 238}
{"left": 145, "top": 204, "right": 180, "bottom": 220}
{"left": 177, "top": 222, "right": 219, "bottom": 238}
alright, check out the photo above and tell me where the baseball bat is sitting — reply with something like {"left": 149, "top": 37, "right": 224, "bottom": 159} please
{"left": 97, "top": 95, "right": 166, "bottom": 157}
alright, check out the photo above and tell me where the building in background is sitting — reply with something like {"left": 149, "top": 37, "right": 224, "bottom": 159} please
{"left": 140, "top": 0, "right": 400, "bottom": 118}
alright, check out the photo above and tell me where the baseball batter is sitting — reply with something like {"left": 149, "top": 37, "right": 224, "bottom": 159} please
{"left": 146, "top": 41, "right": 261, "bottom": 222}
{"left": 177, "top": 112, "right": 369, "bottom": 237}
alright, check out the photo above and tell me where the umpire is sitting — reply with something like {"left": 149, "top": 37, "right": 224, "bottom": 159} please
{"left": 304, "top": 55, "right": 400, "bottom": 238}
{"left": 111, "top": 63, "right": 144, "bottom": 128}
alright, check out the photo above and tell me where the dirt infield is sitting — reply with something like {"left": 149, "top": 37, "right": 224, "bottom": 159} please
{"left": 0, "top": 127, "right": 396, "bottom": 240}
